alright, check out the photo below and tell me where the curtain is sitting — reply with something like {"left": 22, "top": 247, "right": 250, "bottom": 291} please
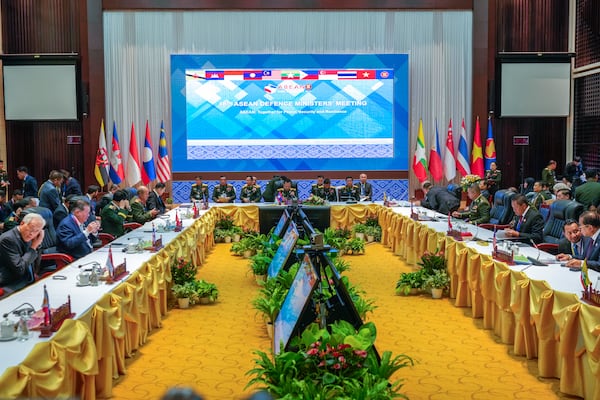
{"left": 103, "top": 10, "right": 472, "bottom": 188}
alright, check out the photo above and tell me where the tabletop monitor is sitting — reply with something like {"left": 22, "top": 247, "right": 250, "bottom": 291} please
{"left": 271, "top": 209, "right": 291, "bottom": 242}
{"left": 297, "top": 208, "right": 317, "bottom": 236}
{"left": 273, "top": 254, "right": 318, "bottom": 354}
{"left": 267, "top": 221, "right": 299, "bottom": 278}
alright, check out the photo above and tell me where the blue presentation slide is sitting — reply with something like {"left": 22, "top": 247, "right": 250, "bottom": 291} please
{"left": 171, "top": 54, "right": 409, "bottom": 172}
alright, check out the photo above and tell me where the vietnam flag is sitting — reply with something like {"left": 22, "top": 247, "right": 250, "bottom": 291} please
{"left": 470, "top": 116, "right": 485, "bottom": 178}
{"left": 413, "top": 119, "right": 428, "bottom": 183}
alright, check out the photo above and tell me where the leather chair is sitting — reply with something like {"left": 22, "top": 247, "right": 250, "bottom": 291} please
{"left": 124, "top": 222, "right": 142, "bottom": 232}
{"left": 542, "top": 200, "right": 571, "bottom": 244}
{"left": 98, "top": 232, "right": 116, "bottom": 246}
{"left": 39, "top": 253, "right": 75, "bottom": 279}
{"left": 565, "top": 200, "right": 585, "bottom": 222}
{"left": 480, "top": 189, "right": 516, "bottom": 228}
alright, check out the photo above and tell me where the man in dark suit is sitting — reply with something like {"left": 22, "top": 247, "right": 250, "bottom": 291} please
{"left": 147, "top": 182, "right": 167, "bottom": 214}
{"left": 38, "top": 170, "right": 64, "bottom": 212}
{"left": 419, "top": 181, "right": 460, "bottom": 215}
{"left": 358, "top": 173, "right": 373, "bottom": 201}
{"left": 565, "top": 211, "right": 600, "bottom": 271}
{"left": 56, "top": 198, "right": 100, "bottom": 260}
{"left": 504, "top": 194, "right": 544, "bottom": 243}
{"left": 0, "top": 212, "right": 45, "bottom": 291}
{"left": 557, "top": 219, "right": 591, "bottom": 259}
{"left": 16, "top": 166, "right": 38, "bottom": 198}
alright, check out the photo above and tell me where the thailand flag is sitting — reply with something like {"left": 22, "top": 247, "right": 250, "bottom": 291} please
{"left": 338, "top": 70, "right": 357, "bottom": 79}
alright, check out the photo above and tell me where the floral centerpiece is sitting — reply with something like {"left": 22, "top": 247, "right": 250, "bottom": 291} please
{"left": 303, "top": 194, "right": 325, "bottom": 206}
{"left": 417, "top": 248, "right": 446, "bottom": 275}
{"left": 460, "top": 174, "right": 482, "bottom": 191}
{"left": 171, "top": 257, "right": 198, "bottom": 285}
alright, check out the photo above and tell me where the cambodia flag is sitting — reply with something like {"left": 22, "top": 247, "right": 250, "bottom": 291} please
{"left": 109, "top": 122, "right": 125, "bottom": 185}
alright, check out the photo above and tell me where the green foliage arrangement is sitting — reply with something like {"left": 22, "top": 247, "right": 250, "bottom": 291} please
{"left": 170, "top": 258, "right": 198, "bottom": 285}
{"left": 246, "top": 320, "right": 413, "bottom": 399}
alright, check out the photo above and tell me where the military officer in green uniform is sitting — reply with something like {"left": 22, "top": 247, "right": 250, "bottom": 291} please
{"left": 322, "top": 178, "right": 338, "bottom": 202}
{"left": 240, "top": 176, "right": 261, "bottom": 203}
{"left": 212, "top": 176, "right": 236, "bottom": 203}
{"left": 130, "top": 186, "right": 159, "bottom": 224}
{"left": 190, "top": 176, "right": 209, "bottom": 202}
{"left": 0, "top": 160, "right": 9, "bottom": 190}
{"left": 100, "top": 189, "right": 131, "bottom": 237}
{"left": 338, "top": 176, "right": 360, "bottom": 202}
{"left": 310, "top": 175, "right": 325, "bottom": 198}
{"left": 484, "top": 162, "right": 501, "bottom": 196}
{"left": 277, "top": 179, "right": 297, "bottom": 202}
{"left": 452, "top": 183, "right": 491, "bottom": 224}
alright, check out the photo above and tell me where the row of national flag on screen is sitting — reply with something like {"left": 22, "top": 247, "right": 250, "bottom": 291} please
{"left": 413, "top": 117, "right": 496, "bottom": 183}
{"left": 94, "top": 119, "right": 171, "bottom": 188}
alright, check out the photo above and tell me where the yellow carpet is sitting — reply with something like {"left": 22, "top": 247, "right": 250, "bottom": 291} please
{"left": 111, "top": 242, "right": 568, "bottom": 400}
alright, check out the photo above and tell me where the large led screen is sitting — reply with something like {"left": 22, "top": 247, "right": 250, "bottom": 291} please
{"left": 171, "top": 54, "right": 409, "bottom": 172}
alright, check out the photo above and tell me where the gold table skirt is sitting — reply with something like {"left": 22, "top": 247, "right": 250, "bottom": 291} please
{"left": 2, "top": 205, "right": 599, "bottom": 399}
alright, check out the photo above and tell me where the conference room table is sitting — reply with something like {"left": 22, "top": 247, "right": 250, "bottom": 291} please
{"left": 1, "top": 202, "right": 598, "bottom": 399}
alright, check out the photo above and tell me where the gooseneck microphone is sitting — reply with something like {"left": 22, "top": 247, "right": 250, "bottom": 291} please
{"left": 78, "top": 261, "right": 100, "bottom": 270}
{"left": 529, "top": 239, "right": 541, "bottom": 261}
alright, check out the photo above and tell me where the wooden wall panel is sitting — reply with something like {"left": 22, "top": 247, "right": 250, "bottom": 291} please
{"left": 1, "top": 0, "right": 84, "bottom": 188}
{"left": 491, "top": 0, "right": 569, "bottom": 188}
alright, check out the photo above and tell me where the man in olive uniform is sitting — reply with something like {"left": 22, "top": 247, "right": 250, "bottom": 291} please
{"left": 452, "top": 184, "right": 491, "bottom": 224}
{"left": 321, "top": 178, "right": 338, "bottom": 202}
{"left": 310, "top": 175, "right": 325, "bottom": 198}
{"left": 130, "top": 186, "right": 159, "bottom": 224}
{"left": 484, "top": 162, "right": 502, "bottom": 196}
{"left": 277, "top": 179, "right": 297, "bottom": 202}
{"left": 100, "top": 189, "right": 131, "bottom": 237}
{"left": 0, "top": 160, "right": 9, "bottom": 190}
{"left": 542, "top": 160, "right": 557, "bottom": 189}
{"left": 212, "top": 176, "right": 236, "bottom": 203}
{"left": 240, "top": 175, "right": 262, "bottom": 203}
{"left": 338, "top": 176, "right": 360, "bottom": 202}
{"left": 530, "top": 181, "right": 552, "bottom": 210}
{"left": 190, "top": 176, "right": 209, "bottom": 202}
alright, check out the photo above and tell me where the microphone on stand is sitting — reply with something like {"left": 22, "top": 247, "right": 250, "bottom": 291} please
{"left": 529, "top": 239, "right": 541, "bottom": 261}
{"left": 78, "top": 261, "right": 100, "bottom": 270}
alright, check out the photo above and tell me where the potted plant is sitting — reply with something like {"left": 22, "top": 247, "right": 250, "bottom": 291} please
{"left": 172, "top": 282, "right": 197, "bottom": 308}
{"left": 424, "top": 269, "right": 450, "bottom": 299}
{"left": 395, "top": 270, "right": 425, "bottom": 295}
{"left": 418, "top": 248, "right": 446, "bottom": 275}
{"left": 194, "top": 279, "right": 219, "bottom": 304}
{"left": 344, "top": 237, "right": 365, "bottom": 255}
{"left": 250, "top": 254, "right": 272, "bottom": 283}
{"left": 231, "top": 225, "right": 244, "bottom": 242}
{"left": 352, "top": 223, "right": 368, "bottom": 240}
{"left": 170, "top": 258, "right": 198, "bottom": 285}
{"left": 252, "top": 285, "right": 286, "bottom": 338}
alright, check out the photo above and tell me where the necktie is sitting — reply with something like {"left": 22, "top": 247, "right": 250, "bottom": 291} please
{"left": 361, "top": 184, "right": 365, "bottom": 196}
{"left": 572, "top": 243, "right": 579, "bottom": 257}
{"left": 516, "top": 215, "right": 524, "bottom": 231}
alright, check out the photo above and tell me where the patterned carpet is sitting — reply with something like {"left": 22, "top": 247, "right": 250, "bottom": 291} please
{"left": 111, "top": 243, "right": 567, "bottom": 400}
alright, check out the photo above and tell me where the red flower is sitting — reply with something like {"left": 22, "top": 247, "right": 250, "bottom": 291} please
{"left": 306, "top": 348, "right": 319, "bottom": 356}
{"left": 332, "top": 363, "right": 342, "bottom": 370}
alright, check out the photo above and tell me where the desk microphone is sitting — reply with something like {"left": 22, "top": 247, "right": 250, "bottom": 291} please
{"left": 78, "top": 261, "right": 100, "bottom": 270}
{"left": 529, "top": 239, "right": 541, "bottom": 261}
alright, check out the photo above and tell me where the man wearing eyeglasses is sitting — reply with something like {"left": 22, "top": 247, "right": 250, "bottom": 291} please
{"left": 564, "top": 211, "right": 600, "bottom": 271}
{"left": 557, "top": 219, "right": 591, "bottom": 261}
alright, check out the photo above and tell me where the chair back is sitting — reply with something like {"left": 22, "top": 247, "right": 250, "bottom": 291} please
{"left": 489, "top": 190, "right": 516, "bottom": 225}
{"left": 542, "top": 200, "right": 571, "bottom": 244}
{"left": 565, "top": 201, "right": 584, "bottom": 221}
{"left": 539, "top": 203, "right": 551, "bottom": 222}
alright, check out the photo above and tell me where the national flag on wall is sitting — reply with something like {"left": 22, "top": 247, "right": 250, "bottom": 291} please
{"left": 109, "top": 121, "right": 125, "bottom": 185}
{"left": 94, "top": 119, "right": 110, "bottom": 187}
{"left": 457, "top": 118, "right": 471, "bottom": 177}
{"left": 413, "top": 119, "right": 428, "bottom": 183}
{"left": 443, "top": 119, "right": 457, "bottom": 181}
{"left": 141, "top": 120, "right": 157, "bottom": 185}
{"left": 484, "top": 117, "right": 497, "bottom": 170}
{"left": 156, "top": 121, "right": 171, "bottom": 183}
{"left": 470, "top": 117, "right": 485, "bottom": 178}
{"left": 127, "top": 123, "right": 142, "bottom": 186}
{"left": 428, "top": 119, "right": 444, "bottom": 182}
